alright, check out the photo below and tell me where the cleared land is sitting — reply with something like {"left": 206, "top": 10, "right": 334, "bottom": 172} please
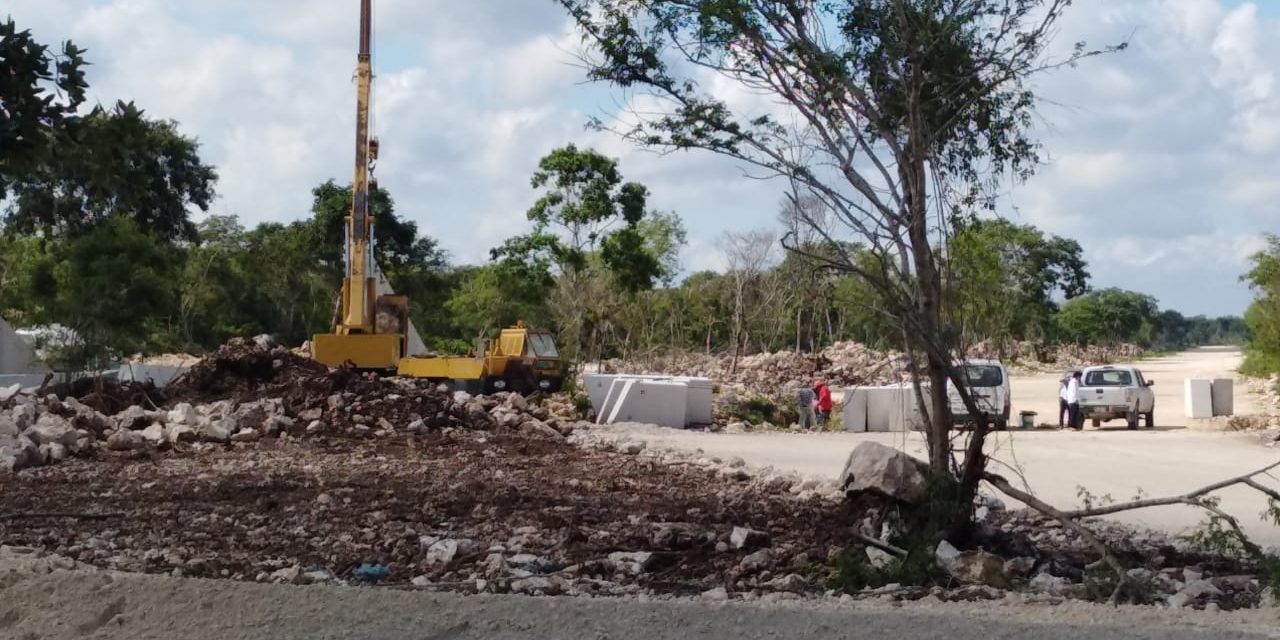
{"left": 618, "top": 348, "right": 1280, "bottom": 544}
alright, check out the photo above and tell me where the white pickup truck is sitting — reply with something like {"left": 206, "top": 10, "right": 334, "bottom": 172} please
{"left": 947, "top": 359, "right": 1012, "bottom": 430}
{"left": 1078, "top": 365, "right": 1155, "bottom": 429}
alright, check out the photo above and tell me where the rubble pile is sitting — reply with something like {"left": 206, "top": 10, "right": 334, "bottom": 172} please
{"left": 0, "top": 338, "right": 573, "bottom": 474}
{"left": 969, "top": 341, "right": 1146, "bottom": 373}
{"left": 607, "top": 341, "right": 1143, "bottom": 398}
{"left": 606, "top": 341, "right": 911, "bottom": 399}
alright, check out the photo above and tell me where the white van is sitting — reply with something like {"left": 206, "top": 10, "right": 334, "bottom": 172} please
{"left": 947, "top": 359, "right": 1012, "bottom": 430}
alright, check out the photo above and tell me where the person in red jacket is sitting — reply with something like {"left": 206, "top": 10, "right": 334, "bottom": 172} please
{"left": 813, "top": 380, "right": 833, "bottom": 427}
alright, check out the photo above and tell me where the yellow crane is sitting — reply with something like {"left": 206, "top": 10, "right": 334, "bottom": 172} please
{"left": 312, "top": 0, "right": 564, "bottom": 394}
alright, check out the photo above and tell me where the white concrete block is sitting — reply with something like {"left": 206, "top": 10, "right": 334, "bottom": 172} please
{"left": 1210, "top": 378, "right": 1234, "bottom": 417}
{"left": 119, "top": 364, "right": 189, "bottom": 387}
{"left": 1184, "top": 378, "right": 1213, "bottom": 419}
{"left": 0, "top": 317, "right": 41, "bottom": 375}
{"left": 603, "top": 380, "right": 689, "bottom": 428}
{"left": 681, "top": 378, "right": 714, "bottom": 425}
{"left": 841, "top": 388, "right": 868, "bottom": 432}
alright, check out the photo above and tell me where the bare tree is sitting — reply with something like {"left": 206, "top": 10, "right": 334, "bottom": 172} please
{"left": 560, "top": 0, "right": 1122, "bottom": 525}
{"left": 719, "top": 229, "right": 777, "bottom": 373}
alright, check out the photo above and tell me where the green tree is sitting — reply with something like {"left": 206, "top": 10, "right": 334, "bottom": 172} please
{"left": 947, "top": 219, "right": 1089, "bottom": 350}
{"left": 35, "top": 217, "right": 181, "bottom": 369}
{"left": 0, "top": 18, "right": 88, "bottom": 195}
{"left": 1056, "top": 288, "right": 1160, "bottom": 347}
{"left": 1243, "top": 236, "right": 1280, "bottom": 374}
{"left": 493, "top": 144, "right": 669, "bottom": 361}
{"left": 560, "top": 0, "right": 1120, "bottom": 515}
{"left": 4, "top": 101, "right": 217, "bottom": 241}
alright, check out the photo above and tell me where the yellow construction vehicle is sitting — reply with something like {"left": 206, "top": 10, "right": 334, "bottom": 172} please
{"left": 312, "top": 1, "right": 564, "bottom": 394}
{"left": 311, "top": 0, "right": 404, "bottom": 370}
{"left": 398, "top": 321, "right": 565, "bottom": 394}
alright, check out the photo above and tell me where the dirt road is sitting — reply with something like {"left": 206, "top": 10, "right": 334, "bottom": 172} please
{"left": 618, "top": 348, "right": 1280, "bottom": 544}
{"left": 2, "top": 554, "right": 1278, "bottom": 640}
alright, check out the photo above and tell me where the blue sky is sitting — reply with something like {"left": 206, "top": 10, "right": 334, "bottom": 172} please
{"left": 7, "top": 0, "right": 1280, "bottom": 317}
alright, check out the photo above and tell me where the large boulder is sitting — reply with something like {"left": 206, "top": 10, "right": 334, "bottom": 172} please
{"left": 0, "top": 415, "right": 18, "bottom": 438}
{"left": 166, "top": 403, "right": 199, "bottom": 427}
{"left": 839, "top": 442, "right": 928, "bottom": 504}
{"left": 25, "top": 413, "right": 77, "bottom": 447}
{"left": 945, "top": 550, "right": 1011, "bottom": 588}
{"left": 115, "top": 405, "right": 153, "bottom": 431}
{"left": 11, "top": 403, "right": 37, "bottom": 431}
{"left": 106, "top": 429, "right": 147, "bottom": 451}
{"left": 0, "top": 434, "right": 41, "bottom": 472}
{"left": 200, "top": 417, "right": 236, "bottom": 443}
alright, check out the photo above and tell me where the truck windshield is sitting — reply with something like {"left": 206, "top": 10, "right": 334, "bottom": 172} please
{"left": 1085, "top": 370, "right": 1132, "bottom": 386}
{"left": 961, "top": 365, "right": 1003, "bottom": 387}
{"left": 527, "top": 333, "right": 559, "bottom": 358}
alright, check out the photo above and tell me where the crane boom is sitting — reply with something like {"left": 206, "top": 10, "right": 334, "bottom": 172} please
{"left": 341, "top": 0, "right": 376, "bottom": 333}
{"left": 311, "top": 0, "right": 407, "bottom": 369}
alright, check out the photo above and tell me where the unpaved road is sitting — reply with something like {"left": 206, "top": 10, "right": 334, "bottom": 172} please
{"left": 619, "top": 348, "right": 1280, "bottom": 544}
{"left": 2, "top": 556, "right": 1278, "bottom": 640}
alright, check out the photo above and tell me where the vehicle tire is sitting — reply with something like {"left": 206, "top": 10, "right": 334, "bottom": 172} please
{"left": 1091, "top": 418, "right": 1101, "bottom": 428}
{"left": 1145, "top": 411, "right": 1154, "bottom": 428}
{"left": 994, "top": 415, "right": 1008, "bottom": 431}
{"left": 1127, "top": 411, "right": 1138, "bottom": 430}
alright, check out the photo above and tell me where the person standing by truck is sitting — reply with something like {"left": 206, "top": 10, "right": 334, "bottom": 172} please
{"left": 795, "top": 384, "right": 816, "bottom": 430}
{"left": 813, "top": 380, "right": 833, "bottom": 427}
{"left": 1058, "top": 372, "right": 1071, "bottom": 427}
{"left": 1066, "top": 370, "right": 1082, "bottom": 430}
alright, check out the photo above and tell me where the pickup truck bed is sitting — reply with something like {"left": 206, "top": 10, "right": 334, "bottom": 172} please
{"left": 1078, "top": 365, "right": 1155, "bottom": 429}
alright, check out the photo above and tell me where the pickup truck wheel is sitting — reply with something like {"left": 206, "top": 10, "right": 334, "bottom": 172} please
{"left": 994, "top": 415, "right": 1008, "bottom": 431}
{"left": 1090, "top": 418, "right": 1100, "bottom": 428}
{"left": 1127, "top": 412, "right": 1139, "bottom": 430}
{"left": 1144, "top": 411, "right": 1155, "bottom": 428}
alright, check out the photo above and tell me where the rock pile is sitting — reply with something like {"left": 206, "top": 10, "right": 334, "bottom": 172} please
{"left": 0, "top": 339, "right": 575, "bottom": 474}
{"left": 604, "top": 341, "right": 911, "bottom": 400}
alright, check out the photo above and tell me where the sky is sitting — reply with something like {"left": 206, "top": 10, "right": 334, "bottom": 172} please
{"left": 6, "top": 0, "right": 1280, "bottom": 317}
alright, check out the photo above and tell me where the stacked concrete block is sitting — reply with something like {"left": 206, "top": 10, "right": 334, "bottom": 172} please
{"left": 119, "top": 364, "right": 189, "bottom": 387}
{"left": 859, "top": 384, "right": 928, "bottom": 432}
{"left": 1184, "top": 378, "right": 1213, "bottom": 419}
{"left": 841, "top": 388, "right": 868, "bottom": 432}
{"left": 1210, "top": 378, "right": 1234, "bottom": 417}
{"left": 585, "top": 373, "right": 714, "bottom": 428}
{"left": 0, "top": 317, "right": 40, "bottom": 375}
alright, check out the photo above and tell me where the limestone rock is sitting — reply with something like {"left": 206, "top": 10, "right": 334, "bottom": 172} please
{"left": 729, "top": 526, "right": 769, "bottom": 551}
{"left": 738, "top": 549, "right": 773, "bottom": 573}
{"left": 26, "top": 413, "right": 76, "bottom": 447}
{"left": 230, "top": 428, "right": 261, "bottom": 443}
{"left": 166, "top": 424, "right": 197, "bottom": 444}
{"left": 200, "top": 418, "right": 236, "bottom": 443}
{"left": 946, "top": 551, "right": 1010, "bottom": 588}
{"left": 106, "top": 429, "right": 147, "bottom": 451}
{"left": 306, "top": 420, "right": 325, "bottom": 435}
{"left": 115, "top": 405, "right": 152, "bottom": 431}
{"left": 0, "top": 384, "right": 21, "bottom": 403}
{"left": 606, "top": 551, "right": 655, "bottom": 575}
{"left": 839, "top": 442, "right": 927, "bottom": 504}
{"left": 166, "top": 403, "right": 199, "bottom": 427}
{"left": 140, "top": 423, "right": 166, "bottom": 446}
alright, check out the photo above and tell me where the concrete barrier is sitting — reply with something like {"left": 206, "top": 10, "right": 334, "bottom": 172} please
{"left": 585, "top": 373, "right": 713, "bottom": 428}
{"left": 119, "top": 364, "right": 190, "bottom": 387}
{"left": 841, "top": 388, "right": 868, "bottom": 432}
{"left": 599, "top": 379, "right": 690, "bottom": 428}
{"left": 1184, "top": 378, "right": 1213, "bottom": 419}
{"left": 1210, "top": 378, "right": 1234, "bottom": 417}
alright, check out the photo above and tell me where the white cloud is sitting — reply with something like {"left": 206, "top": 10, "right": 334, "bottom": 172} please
{"left": 7, "top": 0, "right": 1280, "bottom": 317}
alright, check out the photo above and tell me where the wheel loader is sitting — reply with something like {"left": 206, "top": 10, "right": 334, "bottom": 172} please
{"left": 309, "top": 0, "right": 564, "bottom": 394}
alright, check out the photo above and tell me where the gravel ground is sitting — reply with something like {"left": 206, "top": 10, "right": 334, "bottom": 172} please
{"left": 0, "top": 431, "right": 863, "bottom": 596}
{"left": 2, "top": 550, "right": 1278, "bottom": 640}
